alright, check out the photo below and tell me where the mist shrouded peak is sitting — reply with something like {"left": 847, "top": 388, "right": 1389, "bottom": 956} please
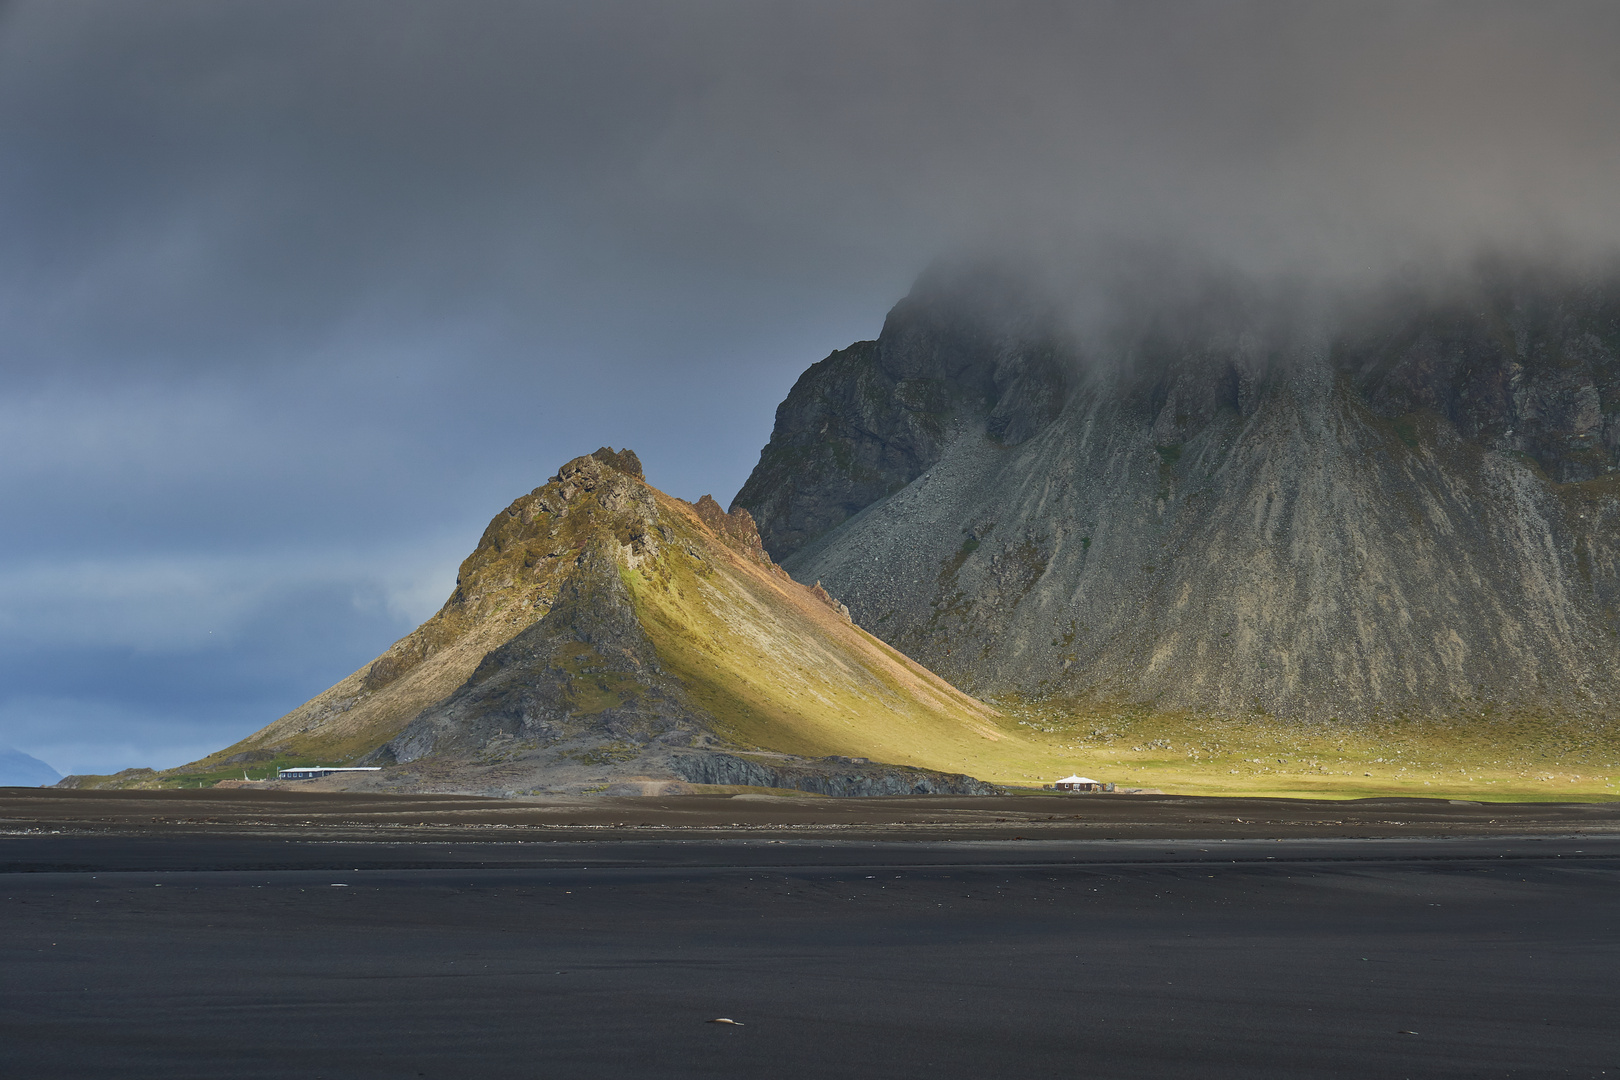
{"left": 736, "top": 254, "right": 1620, "bottom": 723}
{"left": 737, "top": 251, "right": 1620, "bottom": 557}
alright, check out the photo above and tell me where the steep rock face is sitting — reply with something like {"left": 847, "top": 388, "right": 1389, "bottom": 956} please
{"left": 373, "top": 544, "right": 695, "bottom": 766}
{"left": 736, "top": 265, "right": 1620, "bottom": 723}
{"left": 1340, "top": 271, "right": 1620, "bottom": 482}
{"left": 668, "top": 752, "right": 996, "bottom": 795}
{"left": 732, "top": 267, "right": 1072, "bottom": 561}
{"left": 187, "top": 448, "right": 1015, "bottom": 795}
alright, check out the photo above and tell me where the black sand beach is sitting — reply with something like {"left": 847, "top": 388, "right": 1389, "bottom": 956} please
{"left": 4, "top": 789, "right": 1618, "bottom": 1078}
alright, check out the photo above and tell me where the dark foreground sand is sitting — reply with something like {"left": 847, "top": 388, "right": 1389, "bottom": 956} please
{"left": 6, "top": 786, "right": 1620, "bottom": 840}
{"left": 4, "top": 789, "right": 1618, "bottom": 1078}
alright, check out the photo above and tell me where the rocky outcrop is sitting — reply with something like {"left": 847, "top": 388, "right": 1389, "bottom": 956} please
{"left": 1339, "top": 267, "right": 1620, "bottom": 483}
{"left": 670, "top": 752, "right": 998, "bottom": 796}
{"left": 54, "top": 767, "right": 157, "bottom": 790}
{"left": 731, "top": 266, "right": 1073, "bottom": 561}
{"left": 368, "top": 543, "right": 697, "bottom": 766}
{"left": 807, "top": 581, "right": 851, "bottom": 623}
{"left": 737, "top": 262, "right": 1620, "bottom": 724}
{"left": 690, "top": 494, "right": 771, "bottom": 565}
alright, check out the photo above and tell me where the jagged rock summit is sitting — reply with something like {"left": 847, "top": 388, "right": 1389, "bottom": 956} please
{"left": 185, "top": 447, "right": 1005, "bottom": 795}
{"left": 734, "top": 260, "right": 1620, "bottom": 724}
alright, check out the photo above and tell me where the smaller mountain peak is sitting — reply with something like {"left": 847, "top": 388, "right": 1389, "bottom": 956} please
{"left": 178, "top": 447, "right": 1006, "bottom": 797}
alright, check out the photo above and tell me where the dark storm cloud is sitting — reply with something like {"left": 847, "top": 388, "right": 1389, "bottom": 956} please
{"left": 4, "top": 0, "right": 1620, "bottom": 771}
{"left": 10, "top": 0, "right": 1620, "bottom": 376}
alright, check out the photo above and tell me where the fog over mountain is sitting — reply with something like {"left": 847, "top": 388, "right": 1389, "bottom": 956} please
{"left": 5, "top": 2, "right": 1620, "bottom": 770}
{"left": 736, "top": 255, "right": 1620, "bottom": 722}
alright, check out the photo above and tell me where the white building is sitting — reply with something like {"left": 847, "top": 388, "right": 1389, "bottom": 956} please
{"left": 277, "top": 766, "right": 382, "bottom": 780}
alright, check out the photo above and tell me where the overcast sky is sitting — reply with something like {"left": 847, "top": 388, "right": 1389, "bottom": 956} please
{"left": 5, "top": 1, "right": 1620, "bottom": 775}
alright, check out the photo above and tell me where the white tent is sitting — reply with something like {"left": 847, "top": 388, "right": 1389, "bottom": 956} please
{"left": 1056, "top": 775, "right": 1097, "bottom": 785}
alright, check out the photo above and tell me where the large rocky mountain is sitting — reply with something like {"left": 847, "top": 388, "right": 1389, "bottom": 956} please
{"left": 733, "top": 261, "right": 1620, "bottom": 723}
{"left": 179, "top": 448, "right": 1008, "bottom": 795}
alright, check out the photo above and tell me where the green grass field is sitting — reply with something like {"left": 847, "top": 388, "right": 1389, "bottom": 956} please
{"left": 57, "top": 755, "right": 333, "bottom": 791}
{"left": 977, "top": 699, "right": 1620, "bottom": 802}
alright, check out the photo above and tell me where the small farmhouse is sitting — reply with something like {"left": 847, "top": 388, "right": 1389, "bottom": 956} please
{"left": 1053, "top": 774, "right": 1103, "bottom": 792}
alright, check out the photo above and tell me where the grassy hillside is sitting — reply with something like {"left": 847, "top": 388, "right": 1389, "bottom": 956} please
{"left": 89, "top": 452, "right": 1054, "bottom": 792}
{"left": 978, "top": 699, "right": 1619, "bottom": 801}
{"left": 628, "top": 491, "right": 1022, "bottom": 774}
{"left": 169, "top": 451, "right": 671, "bottom": 775}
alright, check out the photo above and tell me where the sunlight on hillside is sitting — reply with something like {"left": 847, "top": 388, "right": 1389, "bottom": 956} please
{"left": 974, "top": 700, "right": 1620, "bottom": 802}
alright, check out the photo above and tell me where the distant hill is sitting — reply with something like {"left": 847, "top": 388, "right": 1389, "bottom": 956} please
{"left": 137, "top": 448, "right": 1021, "bottom": 796}
{"left": 0, "top": 748, "right": 61, "bottom": 787}
{"left": 735, "top": 260, "right": 1620, "bottom": 724}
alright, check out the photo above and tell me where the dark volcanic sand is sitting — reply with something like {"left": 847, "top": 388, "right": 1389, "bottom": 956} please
{"left": 6, "top": 787, "right": 1620, "bottom": 841}
{"left": 3, "top": 790, "right": 1618, "bottom": 1079}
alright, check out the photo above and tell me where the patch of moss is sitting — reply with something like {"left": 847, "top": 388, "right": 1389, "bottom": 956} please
{"left": 551, "top": 641, "right": 641, "bottom": 715}
{"left": 936, "top": 534, "right": 982, "bottom": 587}
{"left": 1155, "top": 443, "right": 1183, "bottom": 498}
{"left": 570, "top": 741, "right": 642, "bottom": 766}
